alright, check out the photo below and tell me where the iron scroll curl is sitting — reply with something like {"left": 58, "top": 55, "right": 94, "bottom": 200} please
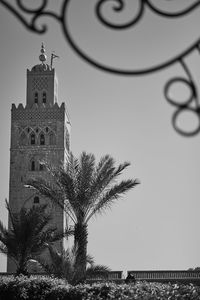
{"left": 165, "top": 76, "right": 200, "bottom": 137}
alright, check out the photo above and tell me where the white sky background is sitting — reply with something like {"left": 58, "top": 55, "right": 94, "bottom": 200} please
{"left": 0, "top": 0, "right": 200, "bottom": 273}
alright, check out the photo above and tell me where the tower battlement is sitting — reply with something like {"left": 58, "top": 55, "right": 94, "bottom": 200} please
{"left": 11, "top": 102, "right": 68, "bottom": 122}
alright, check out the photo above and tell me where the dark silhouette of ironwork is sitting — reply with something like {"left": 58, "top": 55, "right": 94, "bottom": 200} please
{"left": 164, "top": 58, "right": 200, "bottom": 136}
{"left": 1, "top": 0, "right": 200, "bottom": 136}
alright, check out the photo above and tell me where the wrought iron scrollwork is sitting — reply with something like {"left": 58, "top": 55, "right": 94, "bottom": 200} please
{"left": 0, "top": 0, "right": 49, "bottom": 33}
{"left": 96, "top": 0, "right": 145, "bottom": 30}
{"left": 96, "top": 0, "right": 200, "bottom": 29}
{"left": 1, "top": 0, "right": 200, "bottom": 136}
{"left": 164, "top": 59, "right": 200, "bottom": 136}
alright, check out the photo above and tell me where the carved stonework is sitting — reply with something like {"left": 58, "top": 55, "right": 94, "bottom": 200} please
{"left": 32, "top": 76, "right": 48, "bottom": 91}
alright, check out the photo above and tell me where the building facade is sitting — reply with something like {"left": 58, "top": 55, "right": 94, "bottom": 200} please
{"left": 7, "top": 44, "right": 71, "bottom": 272}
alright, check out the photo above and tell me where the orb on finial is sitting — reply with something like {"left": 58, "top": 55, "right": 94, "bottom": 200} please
{"left": 39, "top": 43, "right": 47, "bottom": 64}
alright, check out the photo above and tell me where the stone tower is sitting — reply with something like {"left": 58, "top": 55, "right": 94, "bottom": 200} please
{"left": 7, "top": 44, "right": 71, "bottom": 272}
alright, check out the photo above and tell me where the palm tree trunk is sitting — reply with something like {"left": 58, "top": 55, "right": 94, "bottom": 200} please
{"left": 73, "top": 223, "right": 88, "bottom": 284}
{"left": 16, "top": 259, "right": 28, "bottom": 276}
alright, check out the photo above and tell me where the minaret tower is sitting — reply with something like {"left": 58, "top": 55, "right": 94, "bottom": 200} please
{"left": 7, "top": 44, "right": 71, "bottom": 272}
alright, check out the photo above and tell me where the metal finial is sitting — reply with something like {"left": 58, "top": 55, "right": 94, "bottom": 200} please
{"left": 39, "top": 43, "right": 47, "bottom": 64}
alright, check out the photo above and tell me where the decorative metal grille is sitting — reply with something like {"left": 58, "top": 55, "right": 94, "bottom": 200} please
{"left": 1, "top": 0, "right": 200, "bottom": 136}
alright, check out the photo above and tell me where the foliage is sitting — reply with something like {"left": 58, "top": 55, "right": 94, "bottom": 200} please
{"left": 188, "top": 267, "right": 200, "bottom": 271}
{"left": 0, "top": 275, "right": 66, "bottom": 300}
{"left": 0, "top": 202, "right": 64, "bottom": 275}
{"left": 0, "top": 276, "right": 200, "bottom": 300}
{"left": 81, "top": 281, "right": 200, "bottom": 299}
{"left": 27, "top": 151, "right": 139, "bottom": 282}
{"left": 37, "top": 244, "right": 110, "bottom": 283}
{"left": 37, "top": 244, "right": 77, "bottom": 282}
{"left": 86, "top": 264, "right": 111, "bottom": 278}
{"left": 27, "top": 152, "right": 139, "bottom": 224}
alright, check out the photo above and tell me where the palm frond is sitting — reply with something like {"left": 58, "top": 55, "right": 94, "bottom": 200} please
{"left": 0, "top": 232, "right": 18, "bottom": 259}
{"left": 86, "top": 179, "right": 140, "bottom": 222}
{"left": 26, "top": 178, "right": 77, "bottom": 223}
{"left": 26, "top": 178, "right": 64, "bottom": 208}
{"left": 0, "top": 242, "right": 8, "bottom": 255}
{"left": 76, "top": 152, "right": 95, "bottom": 201}
{"left": 45, "top": 157, "right": 80, "bottom": 221}
{"left": 65, "top": 226, "right": 74, "bottom": 238}
{"left": 86, "top": 254, "right": 94, "bottom": 266}
{"left": 0, "top": 202, "right": 65, "bottom": 274}
{"left": 36, "top": 245, "right": 77, "bottom": 280}
{"left": 0, "top": 219, "right": 9, "bottom": 242}
{"left": 36, "top": 256, "right": 54, "bottom": 274}
{"left": 113, "top": 161, "right": 131, "bottom": 177}
{"left": 58, "top": 153, "right": 79, "bottom": 201}
{"left": 88, "top": 159, "right": 132, "bottom": 209}
{"left": 0, "top": 216, "right": 20, "bottom": 260}
{"left": 5, "top": 199, "right": 21, "bottom": 240}
{"left": 86, "top": 155, "right": 122, "bottom": 204}
{"left": 86, "top": 264, "right": 111, "bottom": 278}
{"left": 83, "top": 155, "right": 116, "bottom": 216}
{"left": 15, "top": 205, "right": 53, "bottom": 254}
{"left": 57, "top": 170, "right": 79, "bottom": 214}
{"left": 31, "top": 227, "right": 63, "bottom": 255}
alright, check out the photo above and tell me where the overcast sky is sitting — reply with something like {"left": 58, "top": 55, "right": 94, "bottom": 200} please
{"left": 0, "top": 0, "right": 200, "bottom": 274}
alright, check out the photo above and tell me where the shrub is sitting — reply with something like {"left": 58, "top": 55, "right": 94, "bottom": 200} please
{"left": 80, "top": 281, "right": 200, "bottom": 300}
{"left": 0, "top": 276, "right": 200, "bottom": 300}
{"left": 0, "top": 275, "right": 67, "bottom": 300}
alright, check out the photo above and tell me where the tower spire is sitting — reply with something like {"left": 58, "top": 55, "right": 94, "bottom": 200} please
{"left": 39, "top": 43, "right": 47, "bottom": 64}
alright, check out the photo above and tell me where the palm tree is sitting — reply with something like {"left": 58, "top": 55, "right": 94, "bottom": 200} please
{"left": 37, "top": 244, "right": 110, "bottom": 283}
{"left": 0, "top": 201, "right": 64, "bottom": 275}
{"left": 27, "top": 152, "right": 139, "bottom": 283}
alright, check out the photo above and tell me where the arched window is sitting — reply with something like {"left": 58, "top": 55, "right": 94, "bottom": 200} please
{"left": 20, "top": 132, "right": 27, "bottom": 146}
{"left": 30, "top": 133, "right": 36, "bottom": 145}
{"left": 34, "top": 92, "right": 38, "bottom": 104}
{"left": 42, "top": 92, "right": 47, "bottom": 104}
{"left": 31, "top": 160, "right": 35, "bottom": 171}
{"left": 33, "top": 196, "right": 39, "bottom": 204}
{"left": 40, "top": 134, "right": 45, "bottom": 145}
{"left": 49, "top": 132, "right": 56, "bottom": 145}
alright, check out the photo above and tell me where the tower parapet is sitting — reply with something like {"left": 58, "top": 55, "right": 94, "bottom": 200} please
{"left": 11, "top": 102, "right": 67, "bottom": 121}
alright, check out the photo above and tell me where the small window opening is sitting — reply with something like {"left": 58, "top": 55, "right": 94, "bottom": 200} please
{"left": 30, "top": 133, "right": 35, "bottom": 145}
{"left": 46, "top": 127, "right": 49, "bottom": 133}
{"left": 34, "top": 92, "right": 38, "bottom": 104}
{"left": 31, "top": 161, "right": 35, "bottom": 171}
{"left": 33, "top": 196, "right": 39, "bottom": 204}
{"left": 40, "top": 134, "right": 45, "bottom": 145}
{"left": 42, "top": 92, "right": 47, "bottom": 104}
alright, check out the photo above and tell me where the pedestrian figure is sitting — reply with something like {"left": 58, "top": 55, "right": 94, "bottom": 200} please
{"left": 125, "top": 273, "right": 136, "bottom": 284}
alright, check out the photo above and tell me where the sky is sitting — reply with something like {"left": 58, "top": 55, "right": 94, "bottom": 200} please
{"left": 0, "top": 0, "right": 200, "bottom": 275}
